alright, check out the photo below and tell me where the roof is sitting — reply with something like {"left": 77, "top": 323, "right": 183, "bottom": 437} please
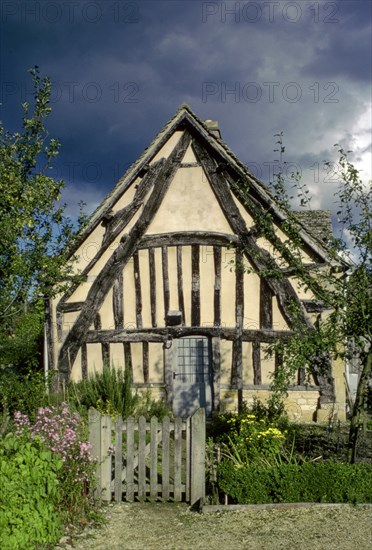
{"left": 73, "top": 103, "right": 337, "bottom": 264}
{"left": 294, "top": 210, "right": 333, "bottom": 246}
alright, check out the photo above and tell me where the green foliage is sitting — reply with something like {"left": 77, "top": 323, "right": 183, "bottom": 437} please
{"left": 0, "top": 367, "right": 51, "bottom": 421}
{"left": 0, "top": 310, "right": 43, "bottom": 372}
{"left": 14, "top": 403, "right": 98, "bottom": 527}
{"left": 217, "top": 460, "right": 372, "bottom": 504}
{"left": 0, "top": 432, "right": 63, "bottom": 549}
{"left": 134, "top": 389, "right": 170, "bottom": 420}
{"left": 0, "top": 67, "right": 85, "bottom": 372}
{"left": 69, "top": 365, "right": 139, "bottom": 420}
{"left": 218, "top": 412, "right": 289, "bottom": 468}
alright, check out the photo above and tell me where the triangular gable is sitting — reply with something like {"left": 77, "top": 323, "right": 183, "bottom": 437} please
{"left": 56, "top": 105, "right": 342, "bottom": 380}
{"left": 71, "top": 103, "right": 331, "bottom": 265}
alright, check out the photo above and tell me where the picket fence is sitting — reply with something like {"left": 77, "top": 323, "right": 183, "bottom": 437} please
{"left": 88, "top": 408, "right": 205, "bottom": 506}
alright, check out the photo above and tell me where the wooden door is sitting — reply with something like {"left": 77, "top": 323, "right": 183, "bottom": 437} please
{"left": 172, "top": 336, "right": 212, "bottom": 418}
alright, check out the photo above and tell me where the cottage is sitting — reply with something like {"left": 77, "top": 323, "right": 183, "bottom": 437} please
{"left": 45, "top": 104, "right": 346, "bottom": 421}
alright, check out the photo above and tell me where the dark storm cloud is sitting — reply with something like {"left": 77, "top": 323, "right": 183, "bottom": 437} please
{"left": 0, "top": 0, "right": 370, "bottom": 217}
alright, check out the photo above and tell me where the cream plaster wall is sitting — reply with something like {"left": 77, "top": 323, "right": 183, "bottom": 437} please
{"left": 181, "top": 246, "right": 192, "bottom": 326}
{"left": 182, "top": 143, "right": 198, "bottom": 163}
{"left": 272, "top": 298, "right": 289, "bottom": 331}
{"left": 220, "top": 340, "right": 233, "bottom": 385}
{"left": 243, "top": 265, "right": 260, "bottom": 330}
{"left": 154, "top": 247, "right": 165, "bottom": 327}
{"left": 149, "top": 343, "right": 164, "bottom": 384}
{"left": 199, "top": 246, "right": 215, "bottom": 326}
{"left": 220, "top": 249, "right": 236, "bottom": 328}
{"left": 139, "top": 249, "right": 152, "bottom": 328}
{"left": 167, "top": 246, "right": 179, "bottom": 312}
{"left": 131, "top": 343, "right": 143, "bottom": 384}
{"left": 242, "top": 341, "right": 254, "bottom": 384}
{"left": 123, "top": 260, "right": 136, "bottom": 329}
{"left": 150, "top": 131, "right": 183, "bottom": 164}
{"left": 232, "top": 194, "right": 254, "bottom": 228}
{"left": 146, "top": 167, "right": 233, "bottom": 235}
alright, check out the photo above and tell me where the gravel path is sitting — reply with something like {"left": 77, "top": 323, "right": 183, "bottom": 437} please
{"left": 60, "top": 502, "right": 372, "bottom": 550}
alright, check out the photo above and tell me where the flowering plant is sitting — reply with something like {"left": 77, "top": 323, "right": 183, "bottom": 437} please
{"left": 14, "top": 403, "right": 97, "bottom": 521}
{"left": 221, "top": 413, "right": 286, "bottom": 467}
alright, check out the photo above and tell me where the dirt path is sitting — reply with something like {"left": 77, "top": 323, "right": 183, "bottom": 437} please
{"left": 61, "top": 502, "right": 372, "bottom": 550}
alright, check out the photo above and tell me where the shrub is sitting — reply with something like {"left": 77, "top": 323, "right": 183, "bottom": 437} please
{"left": 134, "top": 389, "right": 170, "bottom": 420}
{"left": 69, "top": 365, "right": 138, "bottom": 419}
{"left": 215, "top": 408, "right": 291, "bottom": 467}
{"left": 0, "top": 432, "right": 63, "bottom": 549}
{"left": 14, "top": 402, "right": 97, "bottom": 524}
{"left": 218, "top": 461, "right": 372, "bottom": 504}
{"left": 0, "top": 367, "right": 51, "bottom": 421}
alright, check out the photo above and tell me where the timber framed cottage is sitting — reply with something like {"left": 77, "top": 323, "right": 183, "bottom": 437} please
{"left": 45, "top": 105, "right": 346, "bottom": 421}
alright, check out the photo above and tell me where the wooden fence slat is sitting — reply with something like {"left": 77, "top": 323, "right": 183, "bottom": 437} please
{"left": 150, "top": 416, "right": 158, "bottom": 501}
{"left": 185, "top": 416, "right": 190, "bottom": 503}
{"left": 126, "top": 416, "right": 135, "bottom": 502}
{"left": 162, "top": 416, "right": 170, "bottom": 501}
{"left": 100, "top": 414, "right": 112, "bottom": 502}
{"left": 114, "top": 416, "right": 123, "bottom": 502}
{"left": 88, "top": 408, "right": 101, "bottom": 498}
{"left": 174, "top": 417, "right": 182, "bottom": 502}
{"left": 138, "top": 416, "right": 146, "bottom": 501}
{"left": 190, "top": 408, "right": 206, "bottom": 507}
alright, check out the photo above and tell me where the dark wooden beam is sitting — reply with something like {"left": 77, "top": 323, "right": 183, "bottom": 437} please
{"left": 192, "top": 139, "right": 313, "bottom": 332}
{"left": 133, "top": 251, "right": 143, "bottom": 328}
{"left": 81, "top": 343, "right": 88, "bottom": 380}
{"left": 57, "top": 301, "right": 85, "bottom": 313}
{"left": 260, "top": 278, "right": 273, "bottom": 329}
{"left": 59, "top": 160, "right": 166, "bottom": 305}
{"left": 191, "top": 245, "right": 200, "bottom": 326}
{"left": 113, "top": 271, "right": 124, "bottom": 330}
{"left": 302, "top": 300, "right": 329, "bottom": 313}
{"left": 58, "top": 131, "right": 192, "bottom": 381}
{"left": 162, "top": 245, "right": 170, "bottom": 320}
{"left": 85, "top": 327, "right": 293, "bottom": 344}
{"left": 102, "top": 342, "right": 110, "bottom": 367}
{"left": 143, "top": 342, "right": 149, "bottom": 383}
{"left": 177, "top": 246, "right": 185, "bottom": 325}
{"left": 56, "top": 310, "right": 63, "bottom": 342}
{"left": 234, "top": 249, "right": 244, "bottom": 402}
{"left": 252, "top": 340, "right": 261, "bottom": 385}
{"left": 148, "top": 248, "right": 157, "bottom": 327}
{"left": 139, "top": 231, "right": 239, "bottom": 249}
{"left": 94, "top": 313, "right": 102, "bottom": 330}
{"left": 124, "top": 342, "right": 133, "bottom": 381}
{"left": 213, "top": 246, "right": 221, "bottom": 327}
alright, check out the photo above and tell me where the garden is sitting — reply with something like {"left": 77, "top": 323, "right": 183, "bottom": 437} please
{"left": 206, "top": 400, "right": 372, "bottom": 506}
{"left": 1, "top": 363, "right": 371, "bottom": 549}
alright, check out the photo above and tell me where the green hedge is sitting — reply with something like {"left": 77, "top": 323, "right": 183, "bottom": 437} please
{"left": 0, "top": 433, "right": 63, "bottom": 549}
{"left": 218, "top": 461, "right": 372, "bottom": 504}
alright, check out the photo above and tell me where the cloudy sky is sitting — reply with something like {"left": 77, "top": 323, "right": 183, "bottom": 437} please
{"left": 1, "top": 0, "right": 371, "bottom": 234}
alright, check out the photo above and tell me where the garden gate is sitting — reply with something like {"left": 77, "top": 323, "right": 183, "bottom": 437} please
{"left": 88, "top": 408, "right": 205, "bottom": 506}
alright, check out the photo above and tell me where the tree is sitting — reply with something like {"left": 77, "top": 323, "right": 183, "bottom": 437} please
{"left": 238, "top": 134, "right": 371, "bottom": 462}
{"left": 0, "top": 67, "right": 84, "bottom": 371}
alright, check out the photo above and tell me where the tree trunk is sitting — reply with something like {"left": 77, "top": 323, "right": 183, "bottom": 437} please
{"left": 348, "top": 348, "right": 372, "bottom": 463}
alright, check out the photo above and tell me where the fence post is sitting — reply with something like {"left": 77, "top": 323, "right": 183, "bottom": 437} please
{"left": 100, "top": 414, "right": 112, "bottom": 502}
{"left": 89, "top": 408, "right": 101, "bottom": 498}
{"left": 190, "top": 408, "right": 206, "bottom": 507}
{"left": 114, "top": 415, "right": 123, "bottom": 502}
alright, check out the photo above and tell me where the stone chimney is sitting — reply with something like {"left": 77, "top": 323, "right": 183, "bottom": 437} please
{"left": 204, "top": 119, "right": 221, "bottom": 138}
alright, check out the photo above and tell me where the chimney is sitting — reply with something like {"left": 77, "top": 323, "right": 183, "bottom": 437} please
{"left": 204, "top": 119, "right": 221, "bottom": 138}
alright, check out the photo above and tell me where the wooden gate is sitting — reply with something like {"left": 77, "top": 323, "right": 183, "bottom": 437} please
{"left": 89, "top": 408, "right": 205, "bottom": 506}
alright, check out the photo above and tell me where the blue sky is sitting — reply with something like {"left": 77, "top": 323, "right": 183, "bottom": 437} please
{"left": 1, "top": 0, "right": 371, "bottom": 233}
